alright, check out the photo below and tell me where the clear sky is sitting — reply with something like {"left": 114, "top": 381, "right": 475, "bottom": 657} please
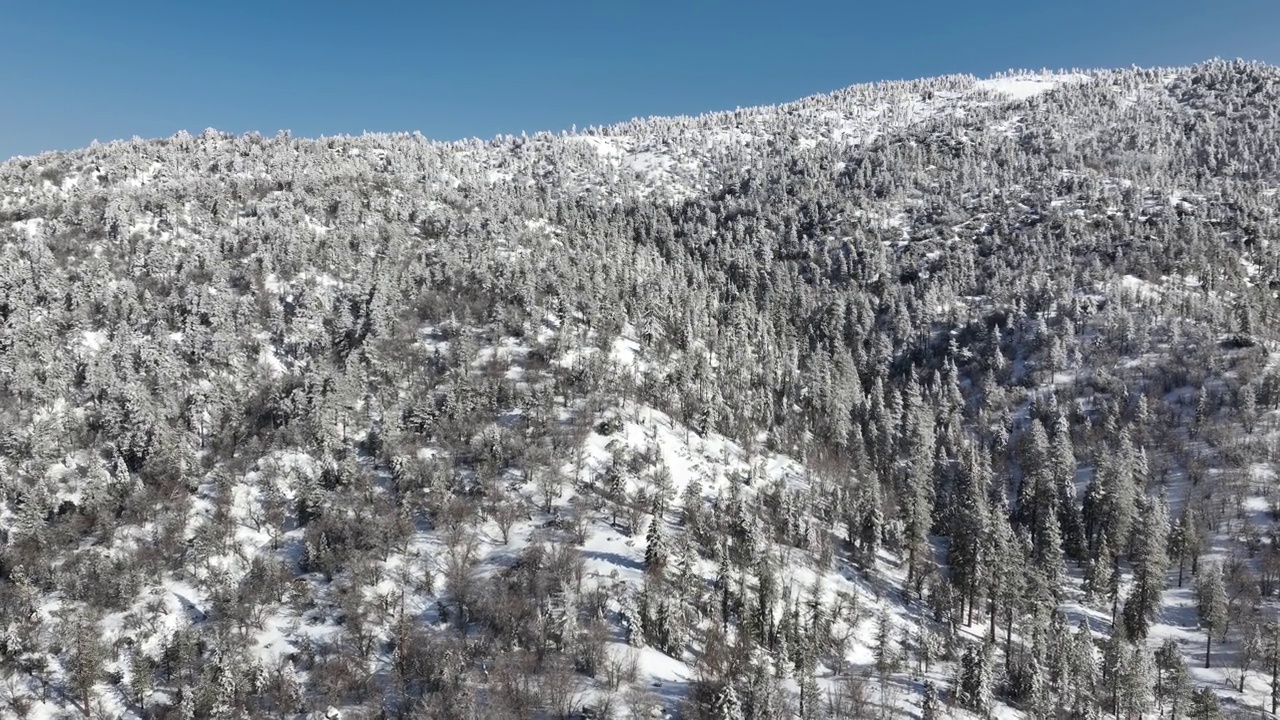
{"left": 2, "top": 0, "right": 1277, "bottom": 161}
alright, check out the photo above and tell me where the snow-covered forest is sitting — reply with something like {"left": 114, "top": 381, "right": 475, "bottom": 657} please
{"left": 2, "top": 59, "right": 1280, "bottom": 719}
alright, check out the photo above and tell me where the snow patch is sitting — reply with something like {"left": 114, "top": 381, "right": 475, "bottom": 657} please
{"left": 82, "top": 329, "right": 108, "bottom": 352}
{"left": 975, "top": 73, "right": 1090, "bottom": 101}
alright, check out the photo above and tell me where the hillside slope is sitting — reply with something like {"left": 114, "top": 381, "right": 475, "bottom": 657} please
{"left": 2, "top": 60, "right": 1280, "bottom": 719}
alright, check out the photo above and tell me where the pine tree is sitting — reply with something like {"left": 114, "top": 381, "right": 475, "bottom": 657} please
{"left": 797, "top": 655, "right": 821, "bottom": 720}
{"left": 1082, "top": 436, "right": 1138, "bottom": 558}
{"left": 128, "top": 643, "right": 155, "bottom": 708}
{"left": 712, "top": 681, "right": 744, "bottom": 720}
{"left": 64, "top": 610, "right": 104, "bottom": 715}
{"left": 1021, "top": 625, "right": 1054, "bottom": 719}
{"left": 1155, "top": 637, "right": 1191, "bottom": 720}
{"left": 903, "top": 465, "right": 936, "bottom": 594}
{"left": 987, "top": 510, "right": 1027, "bottom": 661}
{"left": 857, "top": 479, "right": 883, "bottom": 566}
{"left": 1188, "top": 686, "right": 1221, "bottom": 719}
{"left": 1050, "top": 411, "right": 1086, "bottom": 560}
{"left": 901, "top": 380, "right": 936, "bottom": 593}
{"left": 1117, "top": 640, "right": 1155, "bottom": 719}
{"left": 1015, "top": 418, "right": 1054, "bottom": 541}
{"left": 653, "top": 597, "right": 685, "bottom": 658}
{"left": 210, "top": 653, "right": 241, "bottom": 720}
{"left": 744, "top": 645, "right": 783, "bottom": 718}
{"left": 1196, "top": 561, "right": 1228, "bottom": 668}
{"left": 645, "top": 503, "right": 667, "bottom": 578}
{"left": 1086, "top": 534, "right": 1121, "bottom": 625}
{"left": 921, "top": 679, "right": 940, "bottom": 720}
{"left": 1240, "top": 382, "right": 1258, "bottom": 433}
{"left": 1101, "top": 626, "right": 1130, "bottom": 718}
{"left": 178, "top": 684, "right": 196, "bottom": 720}
{"left": 911, "top": 624, "right": 941, "bottom": 678}
{"left": 672, "top": 530, "right": 698, "bottom": 605}
{"left": 874, "top": 608, "right": 897, "bottom": 676}
{"left": 604, "top": 452, "right": 630, "bottom": 528}
{"left": 1071, "top": 618, "right": 1099, "bottom": 717}
{"left": 621, "top": 593, "right": 646, "bottom": 648}
{"left": 1121, "top": 494, "right": 1169, "bottom": 639}
{"left": 682, "top": 473, "right": 704, "bottom": 537}
{"left": 1170, "top": 506, "right": 1200, "bottom": 588}
{"left": 278, "top": 661, "right": 304, "bottom": 714}
{"left": 956, "top": 641, "right": 994, "bottom": 717}
{"left": 950, "top": 445, "right": 991, "bottom": 625}
{"left": 1036, "top": 505, "right": 1066, "bottom": 599}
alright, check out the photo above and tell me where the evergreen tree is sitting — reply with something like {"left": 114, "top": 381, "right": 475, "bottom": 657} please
{"left": 1050, "top": 410, "right": 1086, "bottom": 560}
{"left": 902, "top": 401, "right": 937, "bottom": 593}
{"left": 1154, "top": 637, "right": 1191, "bottom": 720}
{"left": 857, "top": 479, "right": 883, "bottom": 567}
{"left": 682, "top": 473, "right": 705, "bottom": 538}
{"left": 1196, "top": 561, "right": 1228, "bottom": 669}
{"left": 743, "top": 645, "right": 783, "bottom": 719}
{"left": 956, "top": 641, "right": 994, "bottom": 718}
{"left": 64, "top": 610, "right": 104, "bottom": 715}
{"left": 874, "top": 608, "right": 897, "bottom": 676}
{"left": 1082, "top": 436, "right": 1138, "bottom": 558}
{"left": 621, "top": 593, "right": 646, "bottom": 648}
{"left": 921, "top": 679, "right": 940, "bottom": 720}
{"left": 645, "top": 503, "right": 668, "bottom": 578}
{"left": 797, "top": 656, "right": 821, "bottom": 720}
{"left": 128, "top": 644, "right": 156, "bottom": 709}
{"left": 712, "top": 681, "right": 745, "bottom": 720}
{"left": 1070, "top": 618, "right": 1099, "bottom": 718}
{"left": 1117, "top": 641, "right": 1155, "bottom": 720}
{"left": 1239, "top": 382, "right": 1258, "bottom": 433}
{"left": 1195, "top": 390, "right": 1210, "bottom": 432}
{"left": 672, "top": 529, "right": 699, "bottom": 605}
{"left": 1101, "top": 627, "right": 1131, "bottom": 718}
{"left": 1036, "top": 505, "right": 1066, "bottom": 599}
{"left": 1121, "top": 494, "right": 1170, "bottom": 640}
{"left": 1169, "top": 506, "right": 1199, "bottom": 588}
{"left": 1015, "top": 418, "right": 1054, "bottom": 542}
{"left": 950, "top": 445, "right": 991, "bottom": 625}
{"left": 1087, "top": 534, "right": 1121, "bottom": 626}
{"left": 1187, "top": 687, "right": 1221, "bottom": 719}
{"left": 985, "top": 498, "right": 1025, "bottom": 655}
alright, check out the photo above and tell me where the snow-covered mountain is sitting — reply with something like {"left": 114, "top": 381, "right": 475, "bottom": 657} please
{"left": 2, "top": 60, "right": 1280, "bottom": 719}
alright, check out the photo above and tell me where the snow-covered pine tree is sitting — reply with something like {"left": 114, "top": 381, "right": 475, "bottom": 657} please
{"left": 712, "top": 680, "right": 744, "bottom": 720}
{"left": 1121, "top": 493, "right": 1169, "bottom": 639}
{"left": 921, "top": 679, "right": 940, "bottom": 720}
{"left": 1196, "top": 561, "right": 1228, "bottom": 668}
{"left": 1154, "top": 637, "right": 1191, "bottom": 718}
{"left": 1169, "top": 505, "right": 1200, "bottom": 588}
{"left": 644, "top": 501, "right": 668, "bottom": 578}
{"left": 955, "top": 641, "right": 994, "bottom": 717}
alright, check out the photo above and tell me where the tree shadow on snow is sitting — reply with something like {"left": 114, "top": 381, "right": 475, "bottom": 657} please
{"left": 582, "top": 550, "right": 645, "bottom": 573}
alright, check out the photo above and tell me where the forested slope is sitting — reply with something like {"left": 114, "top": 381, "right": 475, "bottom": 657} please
{"left": 2, "top": 60, "right": 1280, "bottom": 718}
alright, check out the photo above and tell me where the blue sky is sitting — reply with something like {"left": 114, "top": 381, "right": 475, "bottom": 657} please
{"left": 1, "top": 0, "right": 1276, "bottom": 160}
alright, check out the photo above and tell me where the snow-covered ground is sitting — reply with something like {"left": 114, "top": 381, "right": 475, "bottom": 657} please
{"left": 975, "top": 73, "right": 1091, "bottom": 101}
